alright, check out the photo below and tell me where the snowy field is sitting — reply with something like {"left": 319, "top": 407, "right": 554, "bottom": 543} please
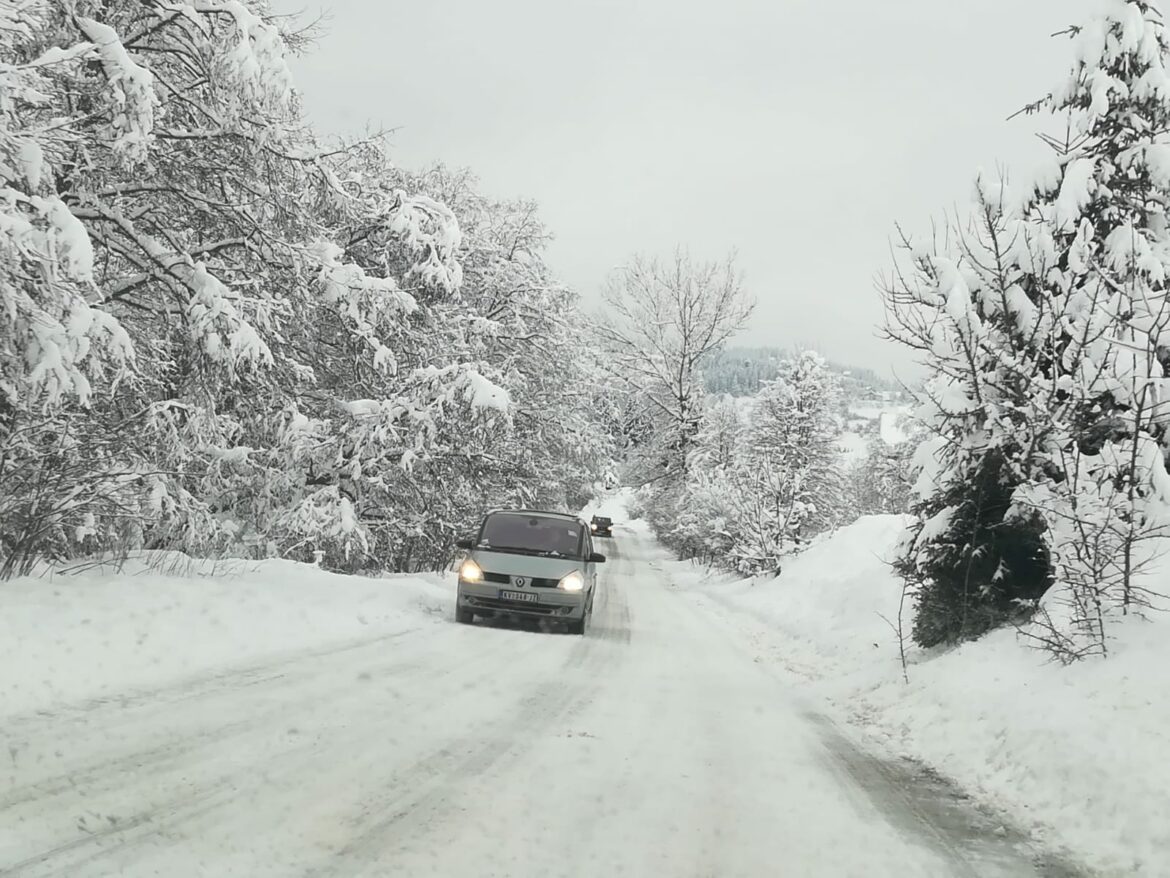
{"left": 673, "top": 515, "right": 1170, "bottom": 876}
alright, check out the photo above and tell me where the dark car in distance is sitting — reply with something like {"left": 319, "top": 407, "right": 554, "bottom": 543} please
{"left": 590, "top": 515, "right": 613, "bottom": 537}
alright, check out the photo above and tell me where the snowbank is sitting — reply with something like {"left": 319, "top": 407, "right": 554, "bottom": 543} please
{"left": 673, "top": 515, "right": 1170, "bottom": 876}
{"left": 0, "top": 554, "right": 453, "bottom": 718}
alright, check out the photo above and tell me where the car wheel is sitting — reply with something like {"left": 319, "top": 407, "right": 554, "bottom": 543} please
{"left": 455, "top": 606, "right": 475, "bottom": 625}
{"left": 568, "top": 598, "right": 590, "bottom": 636}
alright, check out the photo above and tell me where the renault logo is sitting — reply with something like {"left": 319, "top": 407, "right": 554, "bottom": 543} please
{"left": 514, "top": 576, "right": 526, "bottom": 587}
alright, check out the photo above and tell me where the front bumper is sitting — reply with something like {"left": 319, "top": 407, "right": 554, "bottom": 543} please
{"left": 458, "top": 581, "right": 587, "bottom": 620}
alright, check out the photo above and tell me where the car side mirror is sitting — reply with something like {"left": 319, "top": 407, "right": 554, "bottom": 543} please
{"left": 588, "top": 552, "right": 606, "bottom": 564}
{"left": 455, "top": 537, "right": 474, "bottom": 551}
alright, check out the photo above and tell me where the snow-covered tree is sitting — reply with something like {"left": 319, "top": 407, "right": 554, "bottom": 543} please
{"left": 644, "top": 352, "right": 851, "bottom": 575}
{"left": 726, "top": 352, "right": 847, "bottom": 572}
{"left": 851, "top": 440, "right": 914, "bottom": 517}
{"left": 3, "top": 0, "right": 317, "bottom": 572}
{"left": 884, "top": 0, "right": 1170, "bottom": 651}
{"left": 1014, "top": 0, "right": 1170, "bottom": 656}
{"left": 0, "top": 1, "right": 610, "bottom": 577}
{"left": 598, "top": 250, "right": 753, "bottom": 487}
{"left": 657, "top": 395, "right": 745, "bottom": 560}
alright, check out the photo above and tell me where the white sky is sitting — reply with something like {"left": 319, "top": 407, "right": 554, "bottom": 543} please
{"left": 274, "top": 0, "right": 1099, "bottom": 378}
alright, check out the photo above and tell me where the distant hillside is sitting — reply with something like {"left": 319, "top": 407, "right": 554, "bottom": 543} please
{"left": 701, "top": 346, "right": 903, "bottom": 400}
{"left": 702, "top": 347, "right": 914, "bottom": 461}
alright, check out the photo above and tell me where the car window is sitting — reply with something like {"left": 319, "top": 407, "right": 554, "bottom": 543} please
{"left": 477, "top": 514, "right": 584, "bottom": 558}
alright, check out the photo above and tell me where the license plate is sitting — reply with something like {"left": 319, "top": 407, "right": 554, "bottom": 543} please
{"left": 499, "top": 589, "right": 539, "bottom": 603}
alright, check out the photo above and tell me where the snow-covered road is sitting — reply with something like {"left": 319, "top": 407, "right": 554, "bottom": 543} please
{"left": 1, "top": 532, "right": 1078, "bottom": 877}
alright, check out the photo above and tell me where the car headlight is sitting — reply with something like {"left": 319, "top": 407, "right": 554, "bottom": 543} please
{"left": 558, "top": 571, "right": 585, "bottom": 592}
{"left": 459, "top": 559, "right": 483, "bottom": 583}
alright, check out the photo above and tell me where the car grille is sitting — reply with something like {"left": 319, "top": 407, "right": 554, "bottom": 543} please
{"left": 481, "top": 572, "right": 560, "bottom": 588}
{"left": 467, "top": 596, "right": 568, "bottom": 615}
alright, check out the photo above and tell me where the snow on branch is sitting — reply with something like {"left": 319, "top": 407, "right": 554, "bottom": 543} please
{"left": 186, "top": 262, "right": 273, "bottom": 371}
{"left": 75, "top": 17, "right": 158, "bottom": 164}
{"left": 388, "top": 191, "right": 464, "bottom": 294}
{"left": 198, "top": 0, "right": 297, "bottom": 121}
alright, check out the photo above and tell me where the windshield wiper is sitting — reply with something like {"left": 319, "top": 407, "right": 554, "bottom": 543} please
{"left": 478, "top": 545, "right": 544, "bottom": 556}
{"left": 478, "top": 545, "right": 573, "bottom": 558}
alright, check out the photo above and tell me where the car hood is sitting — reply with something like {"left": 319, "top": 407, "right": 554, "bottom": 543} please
{"left": 468, "top": 551, "right": 583, "bottom": 579}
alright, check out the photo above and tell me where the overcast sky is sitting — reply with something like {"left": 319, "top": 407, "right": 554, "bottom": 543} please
{"left": 273, "top": 0, "right": 1099, "bottom": 378}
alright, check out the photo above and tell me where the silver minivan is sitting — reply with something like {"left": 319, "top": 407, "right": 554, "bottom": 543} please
{"left": 454, "top": 510, "right": 606, "bottom": 634}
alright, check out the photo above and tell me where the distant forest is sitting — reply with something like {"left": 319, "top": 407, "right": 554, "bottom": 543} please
{"left": 701, "top": 347, "right": 903, "bottom": 399}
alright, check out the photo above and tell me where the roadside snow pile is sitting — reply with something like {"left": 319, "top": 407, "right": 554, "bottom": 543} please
{"left": 0, "top": 555, "right": 452, "bottom": 718}
{"left": 680, "top": 515, "right": 909, "bottom": 678}
{"left": 675, "top": 515, "right": 1170, "bottom": 876}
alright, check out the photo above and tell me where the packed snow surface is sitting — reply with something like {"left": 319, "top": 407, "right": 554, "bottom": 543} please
{"left": 0, "top": 554, "right": 449, "bottom": 716}
{"left": 675, "top": 514, "right": 1170, "bottom": 876}
{"left": 0, "top": 522, "right": 1065, "bottom": 876}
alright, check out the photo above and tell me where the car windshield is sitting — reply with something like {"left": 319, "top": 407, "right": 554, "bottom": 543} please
{"left": 478, "top": 514, "right": 583, "bottom": 558}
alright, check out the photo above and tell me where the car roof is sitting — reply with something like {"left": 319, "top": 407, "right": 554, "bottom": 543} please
{"left": 487, "top": 509, "right": 584, "bottom": 525}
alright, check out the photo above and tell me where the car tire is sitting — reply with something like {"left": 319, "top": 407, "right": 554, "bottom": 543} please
{"left": 567, "top": 597, "right": 591, "bottom": 636}
{"left": 455, "top": 606, "right": 474, "bottom": 625}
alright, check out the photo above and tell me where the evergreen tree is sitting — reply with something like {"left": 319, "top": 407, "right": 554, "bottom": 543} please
{"left": 884, "top": 0, "right": 1170, "bottom": 650}
{"left": 727, "top": 351, "right": 846, "bottom": 572}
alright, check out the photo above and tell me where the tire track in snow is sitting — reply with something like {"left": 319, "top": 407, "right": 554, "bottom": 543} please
{"left": 0, "top": 631, "right": 434, "bottom": 815}
{"left": 0, "top": 625, "right": 531, "bottom": 877}
{"left": 1, "top": 628, "right": 426, "bottom": 733}
{"left": 673, "top": 571, "right": 1093, "bottom": 877}
{"left": 810, "top": 713, "right": 1089, "bottom": 878}
{"left": 304, "top": 561, "right": 632, "bottom": 877}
